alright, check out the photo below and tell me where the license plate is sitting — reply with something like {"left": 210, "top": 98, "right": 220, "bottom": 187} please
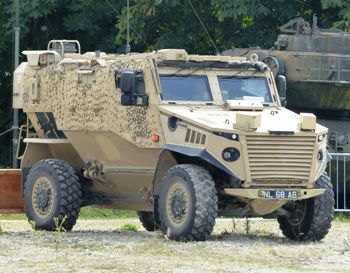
{"left": 258, "top": 189, "right": 300, "bottom": 200}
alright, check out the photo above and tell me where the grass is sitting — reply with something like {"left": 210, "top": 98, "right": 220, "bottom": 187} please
{"left": 1, "top": 209, "right": 349, "bottom": 222}
{"left": 0, "top": 214, "right": 26, "bottom": 220}
{"left": 119, "top": 222, "right": 139, "bottom": 232}
{"left": 79, "top": 207, "right": 137, "bottom": 219}
{"left": 334, "top": 212, "right": 350, "bottom": 222}
{"left": 0, "top": 207, "right": 137, "bottom": 220}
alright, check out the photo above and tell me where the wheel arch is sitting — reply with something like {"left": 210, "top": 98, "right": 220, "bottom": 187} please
{"left": 21, "top": 139, "right": 84, "bottom": 188}
{"left": 153, "top": 144, "right": 238, "bottom": 195}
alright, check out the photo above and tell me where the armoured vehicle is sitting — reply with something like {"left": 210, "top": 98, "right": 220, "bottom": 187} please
{"left": 9, "top": 40, "right": 334, "bottom": 241}
{"left": 223, "top": 15, "right": 350, "bottom": 153}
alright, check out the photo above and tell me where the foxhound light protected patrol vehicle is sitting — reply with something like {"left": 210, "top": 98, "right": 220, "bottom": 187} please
{"left": 11, "top": 40, "right": 334, "bottom": 241}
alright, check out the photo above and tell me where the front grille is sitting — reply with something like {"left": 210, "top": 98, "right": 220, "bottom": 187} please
{"left": 246, "top": 135, "right": 316, "bottom": 184}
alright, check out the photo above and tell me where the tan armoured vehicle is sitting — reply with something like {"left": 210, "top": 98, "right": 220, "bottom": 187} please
{"left": 12, "top": 40, "right": 334, "bottom": 241}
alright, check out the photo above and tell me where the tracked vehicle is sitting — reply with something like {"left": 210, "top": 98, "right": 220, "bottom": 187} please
{"left": 224, "top": 15, "right": 350, "bottom": 153}
{"left": 8, "top": 40, "right": 334, "bottom": 241}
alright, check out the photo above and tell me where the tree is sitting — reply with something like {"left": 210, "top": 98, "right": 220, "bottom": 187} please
{"left": 322, "top": 0, "right": 350, "bottom": 29}
{"left": 115, "top": 0, "right": 341, "bottom": 54}
{"left": 0, "top": 0, "right": 123, "bottom": 167}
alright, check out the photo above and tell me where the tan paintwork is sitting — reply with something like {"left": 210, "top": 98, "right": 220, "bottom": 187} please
{"left": 235, "top": 112, "right": 262, "bottom": 130}
{"left": 13, "top": 42, "right": 329, "bottom": 216}
{"left": 300, "top": 113, "right": 316, "bottom": 130}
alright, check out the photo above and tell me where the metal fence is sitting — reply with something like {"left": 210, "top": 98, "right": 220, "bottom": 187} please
{"left": 327, "top": 153, "right": 350, "bottom": 212}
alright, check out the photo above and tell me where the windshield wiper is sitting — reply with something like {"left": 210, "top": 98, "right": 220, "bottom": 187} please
{"left": 219, "top": 75, "right": 257, "bottom": 79}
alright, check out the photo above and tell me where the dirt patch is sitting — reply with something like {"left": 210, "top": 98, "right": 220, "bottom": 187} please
{"left": 0, "top": 218, "right": 349, "bottom": 273}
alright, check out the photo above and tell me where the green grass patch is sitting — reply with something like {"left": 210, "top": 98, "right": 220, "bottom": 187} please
{"left": 120, "top": 222, "right": 139, "bottom": 232}
{"left": 0, "top": 214, "right": 27, "bottom": 220}
{"left": 79, "top": 207, "right": 137, "bottom": 219}
{"left": 335, "top": 212, "right": 350, "bottom": 222}
{"left": 0, "top": 207, "right": 137, "bottom": 220}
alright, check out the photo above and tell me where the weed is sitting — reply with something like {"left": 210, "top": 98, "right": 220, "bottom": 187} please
{"left": 29, "top": 220, "right": 42, "bottom": 242}
{"left": 54, "top": 216, "right": 67, "bottom": 250}
{"left": 120, "top": 222, "right": 138, "bottom": 232}
{"left": 232, "top": 218, "right": 237, "bottom": 232}
{"left": 54, "top": 216, "right": 67, "bottom": 232}
{"left": 244, "top": 218, "right": 251, "bottom": 235}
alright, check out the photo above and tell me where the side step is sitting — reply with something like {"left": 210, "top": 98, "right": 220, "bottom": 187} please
{"left": 0, "top": 169, "right": 24, "bottom": 213}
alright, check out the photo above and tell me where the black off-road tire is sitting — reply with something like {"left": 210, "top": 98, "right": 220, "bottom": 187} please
{"left": 24, "top": 159, "right": 82, "bottom": 231}
{"left": 277, "top": 173, "right": 334, "bottom": 241}
{"left": 137, "top": 211, "right": 160, "bottom": 231}
{"left": 158, "top": 164, "right": 218, "bottom": 241}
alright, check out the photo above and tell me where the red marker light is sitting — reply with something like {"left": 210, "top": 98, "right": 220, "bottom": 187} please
{"left": 152, "top": 134, "right": 159, "bottom": 142}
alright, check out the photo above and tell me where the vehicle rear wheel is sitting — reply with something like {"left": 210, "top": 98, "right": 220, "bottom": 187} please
{"left": 277, "top": 173, "right": 334, "bottom": 241}
{"left": 24, "top": 159, "right": 82, "bottom": 231}
{"left": 158, "top": 164, "right": 218, "bottom": 241}
{"left": 137, "top": 211, "right": 160, "bottom": 231}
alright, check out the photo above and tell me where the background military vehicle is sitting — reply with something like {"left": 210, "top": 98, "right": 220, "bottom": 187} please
{"left": 223, "top": 15, "right": 350, "bottom": 153}
{"left": 8, "top": 40, "right": 333, "bottom": 241}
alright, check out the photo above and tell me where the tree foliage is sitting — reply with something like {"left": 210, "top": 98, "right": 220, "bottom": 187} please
{"left": 321, "top": 0, "right": 350, "bottom": 29}
{"left": 0, "top": 0, "right": 348, "bottom": 166}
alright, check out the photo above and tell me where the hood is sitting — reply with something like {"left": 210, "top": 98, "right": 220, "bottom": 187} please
{"left": 159, "top": 105, "right": 327, "bottom": 134}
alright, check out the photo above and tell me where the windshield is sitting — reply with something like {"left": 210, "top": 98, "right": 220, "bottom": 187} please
{"left": 218, "top": 77, "right": 272, "bottom": 103}
{"left": 160, "top": 75, "right": 213, "bottom": 101}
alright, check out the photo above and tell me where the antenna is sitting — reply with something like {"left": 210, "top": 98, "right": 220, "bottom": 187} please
{"left": 186, "top": 0, "right": 220, "bottom": 55}
{"left": 126, "top": 0, "right": 131, "bottom": 54}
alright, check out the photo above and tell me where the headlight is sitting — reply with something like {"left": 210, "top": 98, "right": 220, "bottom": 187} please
{"left": 222, "top": 147, "right": 240, "bottom": 162}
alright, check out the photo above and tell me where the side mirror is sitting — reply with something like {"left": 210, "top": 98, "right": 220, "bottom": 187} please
{"left": 120, "top": 71, "right": 135, "bottom": 94}
{"left": 276, "top": 75, "right": 287, "bottom": 107}
{"left": 117, "top": 70, "right": 149, "bottom": 106}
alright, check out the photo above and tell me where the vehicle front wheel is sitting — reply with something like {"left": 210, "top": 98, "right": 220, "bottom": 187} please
{"left": 277, "top": 173, "right": 334, "bottom": 241}
{"left": 158, "top": 164, "right": 218, "bottom": 241}
{"left": 23, "top": 159, "right": 82, "bottom": 231}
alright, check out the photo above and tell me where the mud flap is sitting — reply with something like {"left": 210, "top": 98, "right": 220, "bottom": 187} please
{"left": 0, "top": 169, "right": 24, "bottom": 213}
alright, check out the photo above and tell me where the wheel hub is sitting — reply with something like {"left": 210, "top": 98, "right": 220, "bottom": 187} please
{"left": 35, "top": 187, "right": 52, "bottom": 210}
{"left": 32, "top": 177, "right": 54, "bottom": 217}
{"left": 167, "top": 182, "right": 189, "bottom": 225}
{"left": 171, "top": 192, "right": 186, "bottom": 218}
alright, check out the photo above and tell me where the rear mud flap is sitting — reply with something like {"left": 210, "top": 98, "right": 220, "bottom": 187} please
{"left": 0, "top": 169, "right": 24, "bottom": 213}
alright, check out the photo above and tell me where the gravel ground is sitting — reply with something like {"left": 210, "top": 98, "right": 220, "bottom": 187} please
{"left": 0, "top": 218, "right": 349, "bottom": 273}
